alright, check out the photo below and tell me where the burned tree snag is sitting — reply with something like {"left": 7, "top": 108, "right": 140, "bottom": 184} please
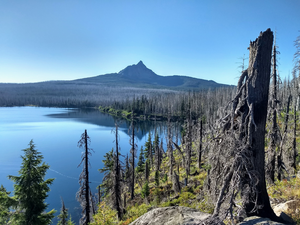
{"left": 167, "top": 112, "right": 174, "bottom": 178}
{"left": 292, "top": 104, "right": 298, "bottom": 171}
{"left": 208, "top": 29, "right": 283, "bottom": 223}
{"left": 266, "top": 42, "right": 279, "bottom": 183}
{"left": 242, "top": 29, "right": 278, "bottom": 219}
{"left": 77, "top": 129, "right": 92, "bottom": 225}
{"left": 198, "top": 119, "right": 203, "bottom": 169}
{"left": 277, "top": 93, "right": 291, "bottom": 180}
{"left": 129, "top": 114, "right": 137, "bottom": 200}
{"left": 113, "top": 123, "right": 122, "bottom": 220}
{"left": 184, "top": 111, "right": 192, "bottom": 182}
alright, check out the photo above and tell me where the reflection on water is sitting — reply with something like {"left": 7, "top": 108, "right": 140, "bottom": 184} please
{"left": 0, "top": 107, "right": 181, "bottom": 225}
{"left": 46, "top": 108, "right": 181, "bottom": 141}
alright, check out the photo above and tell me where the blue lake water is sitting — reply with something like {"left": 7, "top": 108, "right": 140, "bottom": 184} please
{"left": 0, "top": 107, "right": 180, "bottom": 224}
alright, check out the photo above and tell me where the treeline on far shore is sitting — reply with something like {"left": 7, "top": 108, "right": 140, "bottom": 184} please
{"left": 0, "top": 80, "right": 238, "bottom": 124}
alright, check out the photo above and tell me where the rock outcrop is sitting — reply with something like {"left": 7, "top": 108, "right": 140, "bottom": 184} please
{"left": 237, "top": 216, "right": 286, "bottom": 225}
{"left": 129, "top": 206, "right": 211, "bottom": 225}
{"left": 273, "top": 199, "right": 300, "bottom": 216}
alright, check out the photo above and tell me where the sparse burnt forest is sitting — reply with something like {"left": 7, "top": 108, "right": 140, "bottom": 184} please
{"left": 93, "top": 29, "right": 300, "bottom": 224}
{"left": 0, "top": 81, "right": 180, "bottom": 108}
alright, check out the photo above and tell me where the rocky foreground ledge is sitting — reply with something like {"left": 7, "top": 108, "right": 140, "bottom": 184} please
{"left": 129, "top": 206, "right": 211, "bottom": 225}
{"left": 129, "top": 206, "right": 292, "bottom": 225}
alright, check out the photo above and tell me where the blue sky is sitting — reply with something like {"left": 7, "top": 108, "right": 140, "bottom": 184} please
{"left": 0, "top": 0, "right": 299, "bottom": 85}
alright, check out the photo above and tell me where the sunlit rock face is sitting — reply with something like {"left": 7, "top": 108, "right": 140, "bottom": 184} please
{"left": 129, "top": 206, "right": 211, "bottom": 225}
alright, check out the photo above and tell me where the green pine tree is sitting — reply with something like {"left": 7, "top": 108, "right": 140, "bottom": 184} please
{"left": 0, "top": 185, "right": 17, "bottom": 225}
{"left": 136, "top": 146, "right": 145, "bottom": 173}
{"left": 155, "top": 170, "right": 160, "bottom": 187}
{"left": 141, "top": 182, "right": 150, "bottom": 199}
{"left": 99, "top": 148, "right": 114, "bottom": 197}
{"left": 8, "top": 140, "right": 55, "bottom": 225}
{"left": 67, "top": 215, "right": 75, "bottom": 225}
{"left": 144, "top": 133, "right": 153, "bottom": 163}
{"left": 153, "top": 132, "right": 159, "bottom": 151}
{"left": 57, "top": 197, "right": 74, "bottom": 225}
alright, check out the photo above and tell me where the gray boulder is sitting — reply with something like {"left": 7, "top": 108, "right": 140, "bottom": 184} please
{"left": 237, "top": 216, "right": 287, "bottom": 225}
{"left": 129, "top": 206, "right": 211, "bottom": 225}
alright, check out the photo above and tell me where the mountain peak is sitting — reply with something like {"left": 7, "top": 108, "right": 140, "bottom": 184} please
{"left": 118, "top": 61, "right": 158, "bottom": 81}
{"left": 137, "top": 60, "right": 145, "bottom": 66}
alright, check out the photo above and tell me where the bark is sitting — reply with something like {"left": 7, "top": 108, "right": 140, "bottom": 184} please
{"left": 292, "top": 104, "right": 298, "bottom": 171}
{"left": 242, "top": 29, "right": 278, "bottom": 220}
{"left": 209, "top": 29, "right": 284, "bottom": 223}
{"left": 266, "top": 44, "right": 279, "bottom": 183}
{"left": 97, "top": 186, "right": 101, "bottom": 204}
{"left": 145, "top": 160, "right": 149, "bottom": 182}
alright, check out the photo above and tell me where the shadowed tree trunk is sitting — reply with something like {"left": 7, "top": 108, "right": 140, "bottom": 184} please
{"left": 292, "top": 104, "right": 298, "bottom": 171}
{"left": 208, "top": 29, "right": 284, "bottom": 223}
{"left": 113, "top": 123, "right": 122, "bottom": 220}
{"left": 242, "top": 29, "right": 278, "bottom": 220}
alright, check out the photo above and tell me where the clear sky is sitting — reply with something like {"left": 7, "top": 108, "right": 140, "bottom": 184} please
{"left": 1, "top": 0, "right": 299, "bottom": 85}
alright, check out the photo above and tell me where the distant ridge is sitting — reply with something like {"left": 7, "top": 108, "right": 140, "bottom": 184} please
{"left": 74, "top": 61, "right": 231, "bottom": 90}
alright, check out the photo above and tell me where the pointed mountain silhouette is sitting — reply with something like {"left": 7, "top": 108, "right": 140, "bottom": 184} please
{"left": 75, "top": 61, "right": 231, "bottom": 90}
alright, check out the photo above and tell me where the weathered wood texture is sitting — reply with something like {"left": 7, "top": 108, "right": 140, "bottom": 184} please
{"left": 243, "top": 29, "right": 276, "bottom": 219}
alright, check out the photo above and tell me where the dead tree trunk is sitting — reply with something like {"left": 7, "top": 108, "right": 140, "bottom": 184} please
{"left": 77, "top": 129, "right": 93, "bottom": 225}
{"left": 114, "top": 123, "right": 122, "bottom": 220}
{"left": 277, "top": 94, "right": 291, "bottom": 180}
{"left": 130, "top": 115, "right": 137, "bottom": 200}
{"left": 209, "top": 29, "right": 283, "bottom": 223}
{"left": 242, "top": 29, "right": 278, "bottom": 219}
{"left": 292, "top": 104, "right": 298, "bottom": 171}
{"left": 184, "top": 109, "right": 192, "bottom": 182}
{"left": 172, "top": 171, "right": 181, "bottom": 194}
{"left": 198, "top": 119, "right": 203, "bottom": 169}
{"left": 266, "top": 43, "right": 279, "bottom": 184}
{"left": 84, "top": 130, "right": 90, "bottom": 224}
{"left": 167, "top": 115, "right": 174, "bottom": 178}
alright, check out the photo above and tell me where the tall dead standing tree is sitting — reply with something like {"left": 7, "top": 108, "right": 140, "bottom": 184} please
{"left": 113, "top": 123, "right": 123, "bottom": 220}
{"left": 184, "top": 107, "right": 192, "bottom": 183}
{"left": 167, "top": 111, "right": 174, "bottom": 179}
{"left": 266, "top": 35, "right": 280, "bottom": 183}
{"left": 207, "top": 29, "right": 284, "bottom": 223}
{"left": 129, "top": 113, "right": 137, "bottom": 200}
{"left": 77, "top": 129, "right": 94, "bottom": 225}
{"left": 197, "top": 119, "right": 203, "bottom": 169}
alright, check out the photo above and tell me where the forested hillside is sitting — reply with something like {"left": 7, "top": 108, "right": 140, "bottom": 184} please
{"left": 0, "top": 61, "right": 232, "bottom": 108}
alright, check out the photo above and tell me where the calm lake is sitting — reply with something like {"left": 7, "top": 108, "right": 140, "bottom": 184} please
{"left": 0, "top": 107, "right": 180, "bottom": 224}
